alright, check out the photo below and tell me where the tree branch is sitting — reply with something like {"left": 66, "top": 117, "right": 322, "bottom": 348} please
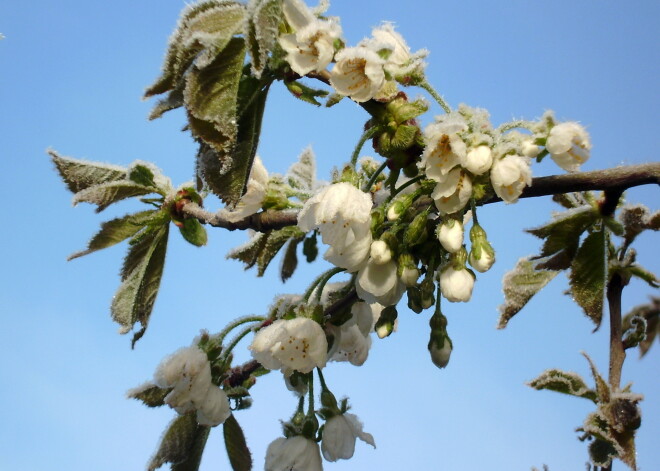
{"left": 182, "top": 163, "right": 660, "bottom": 232}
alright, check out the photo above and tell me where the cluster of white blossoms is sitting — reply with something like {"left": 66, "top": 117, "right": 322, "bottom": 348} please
{"left": 280, "top": 0, "right": 427, "bottom": 103}
{"left": 146, "top": 345, "right": 231, "bottom": 426}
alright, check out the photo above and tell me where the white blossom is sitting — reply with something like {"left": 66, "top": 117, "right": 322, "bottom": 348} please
{"left": 439, "top": 266, "right": 475, "bottom": 302}
{"left": 279, "top": 18, "right": 342, "bottom": 76}
{"left": 469, "top": 247, "right": 495, "bottom": 273}
{"left": 196, "top": 386, "right": 231, "bottom": 426}
{"left": 281, "top": 0, "right": 316, "bottom": 30}
{"left": 437, "top": 219, "right": 464, "bottom": 253}
{"left": 356, "top": 258, "right": 405, "bottom": 305}
{"left": 422, "top": 116, "right": 469, "bottom": 180}
{"left": 298, "top": 182, "right": 373, "bottom": 272}
{"left": 321, "top": 413, "right": 376, "bottom": 461}
{"left": 546, "top": 122, "right": 591, "bottom": 172}
{"left": 430, "top": 168, "right": 473, "bottom": 215}
{"left": 490, "top": 155, "right": 532, "bottom": 203}
{"left": 400, "top": 266, "right": 420, "bottom": 287}
{"left": 330, "top": 46, "right": 386, "bottom": 102}
{"left": 462, "top": 145, "right": 493, "bottom": 175}
{"left": 429, "top": 339, "right": 452, "bottom": 369}
{"left": 368, "top": 23, "right": 427, "bottom": 81}
{"left": 369, "top": 240, "right": 392, "bottom": 264}
{"left": 265, "top": 436, "right": 323, "bottom": 471}
{"left": 521, "top": 139, "right": 541, "bottom": 158}
{"left": 330, "top": 323, "right": 372, "bottom": 366}
{"left": 221, "top": 156, "right": 268, "bottom": 222}
{"left": 249, "top": 318, "right": 327, "bottom": 374}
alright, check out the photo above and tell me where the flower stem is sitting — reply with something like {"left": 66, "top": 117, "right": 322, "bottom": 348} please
{"left": 303, "top": 267, "right": 346, "bottom": 302}
{"left": 215, "top": 315, "right": 265, "bottom": 346}
{"left": 496, "top": 120, "right": 536, "bottom": 133}
{"left": 390, "top": 175, "right": 424, "bottom": 199}
{"left": 316, "top": 367, "right": 329, "bottom": 392}
{"left": 419, "top": 80, "right": 451, "bottom": 113}
{"left": 470, "top": 198, "right": 479, "bottom": 225}
{"left": 363, "top": 160, "right": 389, "bottom": 192}
{"left": 307, "top": 372, "right": 315, "bottom": 416}
{"left": 351, "top": 126, "right": 380, "bottom": 167}
{"left": 220, "top": 323, "right": 260, "bottom": 370}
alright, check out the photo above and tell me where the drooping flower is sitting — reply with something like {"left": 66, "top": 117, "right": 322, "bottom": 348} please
{"left": 439, "top": 266, "right": 475, "bottom": 302}
{"left": 279, "top": 17, "right": 342, "bottom": 76}
{"left": 356, "top": 258, "right": 405, "bottom": 306}
{"left": 428, "top": 336, "right": 452, "bottom": 369}
{"left": 490, "top": 155, "right": 532, "bottom": 203}
{"left": 321, "top": 413, "right": 376, "bottom": 461}
{"left": 329, "top": 323, "right": 372, "bottom": 366}
{"left": 437, "top": 218, "right": 464, "bottom": 253}
{"left": 249, "top": 318, "right": 328, "bottom": 374}
{"left": 330, "top": 46, "right": 386, "bottom": 102}
{"left": 545, "top": 122, "right": 591, "bottom": 172}
{"left": 462, "top": 145, "right": 493, "bottom": 175}
{"left": 422, "top": 116, "right": 469, "bottom": 180}
{"left": 298, "top": 182, "right": 373, "bottom": 272}
{"left": 265, "top": 436, "right": 323, "bottom": 471}
{"left": 368, "top": 23, "right": 427, "bottom": 83}
{"left": 196, "top": 386, "right": 232, "bottom": 426}
{"left": 430, "top": 167, "right": 473, "bottom": 215}
{"left": 221, "top": 156, "right": 268, "bottom": 222}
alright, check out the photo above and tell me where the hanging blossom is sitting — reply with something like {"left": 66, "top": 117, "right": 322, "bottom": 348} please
{"left": 298, "top": 182, "right": 373, "bottom": 272}
{"left": 430, "top": 167, "right": 473, "bottom": 215}
{"left": 437, "top": 218, "right": 464, "bottom": 253}
{"left": 356, "top": 255, "right": 406, "bottom": 306}
{"left": 330, "top": 45, "right": 387, "bottom": 102}
{"left": 439, "top": 265, "right": 475, "bottom": 303}
{"left": 422, "top": 114, "right": 469, "bottom": 180}
{"left": 490, "top": 154, "right": 532, "bottom": 203}
{"left": 265, "top": 435, "right": 323, "bottom": 471}
{"left": 221, "top": 156, "right": 268, "bottom": 222}
{"left": 321, "top": 412, "right": 376, "bottom": 461}
{"left": 462, "top": 145, "right": 493, "bottom": 175}
{"left": 249, "top": 318, "right": 327, "bottom": 374}
{"left": 329, "top": 301, "right": 376, "bottom": 366}
{"left": 148, "top": 345, "right": 231, "bottom": 426}
{"left": 279, "top": 0, "right": 342, "bottom": 76}
{"left": 545, "top": 122, "right": 591, "bottom": 172}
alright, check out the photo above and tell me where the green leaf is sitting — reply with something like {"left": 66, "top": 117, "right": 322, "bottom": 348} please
{"left": 68, "top": 210, "right": 157, "bottom": 260}
{"left": 528, "top": 369, "right": 598, "bottom": 402}
{"left": 284, "top": 80, "right": 329, "bottom": 106}
{"left": 622, "top": 297, "right": 660, "bottom": 357}
{"left": 178, "top": 218, "right": 208, "bottom": 247}
{"left": 72, "top": 181, "right": 157, "bottom": 213}
{"left": 49, "top": 149, "right": 127, "bottom": 194}
{"left": 582, "top": 352, "right": 610, "bottom": 404}
{"left": 570, "top": 228, "right": 607, "bottom": 327}
{"left": 148, "top": 89, "right": 185, "bottom": 121}
{"left": 497, "top": 256, "right": 560, "bottom": 329}
{"left": 111, "top": 224, "right": 169, "bottom": 345}
{"left": 227, "top": 226, "right": 305, "bottom": 277}
{"left": 128, "top": 164, "right": 157, "bottom": 187}
{"left": 172, "top": 426, "right": 211, "bottom": 471}
{"left": 127, "top": 382, "right": 170, "bottom": 407}
{"left": 144, "top": 1, "right": 246, "bottom": 98}
{"left": 148, "top": 414, "right": 209, "bottom": 471}
{"left": 302, "top": 233, "right": 318, "bottom": 263}
{"left": 286, "top": 146, "right": 316, "bottom": 191}
{"left": 627, "top": 264, "right": 659, "bottom": 288}
{"left": 246, "top": 0, "right": 282, "bottom": 77}
{"left": 223, "top": 414, "right": 253, "bottom": 471}
{"left": 527, "top": 206, "right": 598, "bottom": 270}
{"left": 280, "top": 237, "right": 303, "bottom": 282}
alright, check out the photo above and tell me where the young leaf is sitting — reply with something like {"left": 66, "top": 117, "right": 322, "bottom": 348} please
{"left": 178, "top": 218, "right": 208, "bottom": 247}
{"left": 246, "top": 0, "right": 282, "bottom": 78}
{"left": 172, "top": 426, "right": 211, "bottom": 471}
{"left": 280, "top": 236, "right": 304, "bottom": 282}
{"left": 227, "top": 226, "right": 305, "bottom": 277}
{"left": 569, "top": 228, "right": 606, "bottom": 328}
{"left": 286, "top": 146, "right": 316, "bottom": 192}
{"left": 126, "top": 382, "right": 170, "bottom": 408}
{"left": 128, "top": 164, "right": 157, "bottom": 187}
{"left": 145, "top": 0, "right": 246, "bottom": 98}
{"left": 148, "top": 414, "right": 207, "bottom": 471}
{"left": 497, "top": 256, "right": 560, "bottom": 329}
{"left": 627, "top": 264, "right": 659, "bottom": 288}
{"left": 284, "top": 80, "right": 329, "bottom": 107}
{"left": 111, "top": 225, "right": 169, "bottom": 345}
{"left": 223, "top": 414, "right": 253, "bottom": 471}
{"left": 68, "top": 210, "right": 157, "bottom": 260}
{"left": 528, "top": 369, "right": 598, "bottom": 403}
{"left": 49, "top": 149, "right": 127, "bottom": 194}
{"left": 72, "top": 181, "right": 157, "bottom": 213}
{"left": 582, "top": 352, "right": 610, "bottom": 404}
{"left": 622, "top": 297, "right": 660, "bottom": 357}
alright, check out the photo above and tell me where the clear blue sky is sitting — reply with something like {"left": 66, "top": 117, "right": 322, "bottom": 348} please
{"left": 1, "top": 1, "right": 658, "bottom": 470}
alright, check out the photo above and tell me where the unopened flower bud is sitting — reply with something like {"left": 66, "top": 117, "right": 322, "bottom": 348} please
{"left": 420, "top": 277, "right": 436, "bottom": 309}
{"left": 468, "top": 223, "right": 495, "bottom": 273}
{"left": 403, "top": 210, "right": 429, "bottom": 247}
{"left": 437, "top": 218, "right": 464, "bottom": 253}
{"left": 370, "top": 240, "right": 392, "bottom": 264}
{"left": 463, "top": 145, "right": 493, "bottom": 175}
{"left": 302, "top": 414, "right": 320, "bottom": 440}
{"left": 440, "top": 260, "right": 474, "bottom": 303}
{"left": 386, "top": 193, "right": 414, "bottom": 221}
{"left": 428, "top": 335, "right": 452, "bottom": 369}
{"left": 521, "top": 140, "right": 541, "bottom": 158}
{"left": 406, "top": 286, "right": 423, "bottom": 313}
{"left": 397, "top": 253, "right": 419, "bottom": 286}
{"left": 375, "top": 306, "right": 398, "bottom": 339}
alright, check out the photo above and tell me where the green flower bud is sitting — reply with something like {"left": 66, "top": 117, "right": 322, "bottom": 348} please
{"left": 403, "top": 210, "right": 430, "bottom": 247}
{"left": 386, "top": 192, "right": 415, "bottom": 221}
{"left": 420, "top": 277, "right": 436, "bottom": 310}
{"left": 406, "top": 286, "right": 423, "bottom": 314}
{"left": 397, "top": 253, "right": 419, "bottom": 286}
{"left": 428, "top": 334, "right": 452, "bottom": 369}
{"left": 375, "top": 306, "right": 398, "bottom": 338}
{"left": 468, "top": 223, "right": 495, "bottom": 273}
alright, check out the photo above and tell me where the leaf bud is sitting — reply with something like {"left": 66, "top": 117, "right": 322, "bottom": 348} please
{"left": 375, "top": 305, "right": 398, "bottom": 339}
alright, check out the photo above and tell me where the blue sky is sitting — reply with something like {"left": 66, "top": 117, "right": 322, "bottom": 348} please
{"left": 1, "top": 1, "right": 658, "bottom": 470}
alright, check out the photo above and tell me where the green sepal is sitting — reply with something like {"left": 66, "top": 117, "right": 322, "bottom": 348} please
{"left": 528, "top": 369, "right": 598, "bottom": 403}
{"left": 223, "top": 414, "right": 253, "bottom": 471}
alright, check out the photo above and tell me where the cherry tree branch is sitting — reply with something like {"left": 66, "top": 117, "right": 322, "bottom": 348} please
{"left": 182, "top": 163, "right": 659, "bottom": 232}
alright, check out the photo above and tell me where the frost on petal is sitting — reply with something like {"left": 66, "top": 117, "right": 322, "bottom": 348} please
{"left": 322, "top": 413, "right": 375, "bottom": 462}
{"left": 330, "top": 47, "right": 386, "bottom": 102}
{"left": 422, "top": 118, "right": 468, "bottom": 181}
{"left": 266, "top": 436, "right": 323, "bottom": 471}
{"left": 280, "top": 18, "right": 342, "bottom": 75}
{"left": 462, "top": 145, "right": 493, "bottom": 175}
{"left": 196, "top": 387, "right": 231, "bottom": 426}
{"left": 440, "top": 266, "right": 475, "bottom": 302}
{"left": 282, "top": 0, "right": 316, "bottom": 30}
{"left": 431, "top": 168, "right": 472, "bottom": 215}
{"left": 546, "top": 122, "right": 591, "bottom": 172}
{"left": 490, "top": 155, "right": 532, "bottom": 203}
{"left": 221, "top": 156, "right": 269, "bottom": 222}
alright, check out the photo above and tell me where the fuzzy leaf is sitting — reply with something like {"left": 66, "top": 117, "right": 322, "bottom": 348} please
{"left": 302, "top": 233, "right": 318, "bottom": 263}
{"left": 127, "top": 383, "right": 170, "bottom": 408}
{"left": 178, "top": 218, "right": 208, "bottom": 247}
{"left": 223, "top": 414, "right": 253, "bottom": 471}
{"left": 284, "top": 80, "right": 329, "bottom": 106}
{"left": 528, "top": 369, "right": 598, "bottom": 402}
{"left": 627, "top": 264, "right": 659, "bottom": 288}
{"left": 68, "top": 210, "right": 157, "bottom": 260}
{"left": 497, "top": 256, "right": 560, "bottom": 329}
{"left": 570, "top": 228, "right": 607, "bottom": 327}
{"left": 246, "top": 0, "right": 282, "bottom": 77}
{"left": 527, "top": 206, "right": 597, "bottom": 270}
{"left": 148, "top": 89, "right": 185, "bottom": 120}
{"left": 390, "top": 125, "right": 419, "bottom": 150}
{"left": 280, "top": 237, "right": 303, "bottom": 282}
{"left": 619, "top": 204, "right": 658, "bottom": 248}
{"left": 286, "top": 147, "right": 316, "bottom": 191}
{"left": 128, "top": 164, "right": 157, "bottom": 187}
{"left": 50, "top": 149, "right": 127, "bottom": 194}
{"left": 145, "top": 1, "right": 246, "bottom": 98}
{"left": 227, "top": 226, "right": 304, "bottom": 276}
{"left": 622, "top": 297, "right": 660, "bottom": 357}
{"left": 172, "top": 426, "right": 211, "bottom": 471}
{"left": 148, "top": 414, "right": 209, "bottom": 471}
{"left": 72, "top": 181, "right": 157, "bottom": 213}
{"left": 112, "top": 225, "right": 169, "bottom": 344}
{"left": 582, "top": 352, "right": 610, "bottom": 404}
